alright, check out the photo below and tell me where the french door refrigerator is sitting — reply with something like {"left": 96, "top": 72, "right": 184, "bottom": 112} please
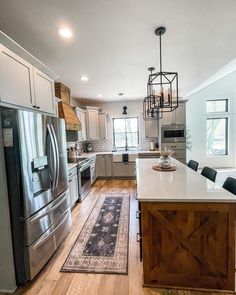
{"left": 0, "top": 107, "right": 71, "bottom": 284}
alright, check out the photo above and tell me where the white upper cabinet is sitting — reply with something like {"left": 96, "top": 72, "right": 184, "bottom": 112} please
{"left": 0, "top": 44, "right": 33, "bottom": 108}
{"left": 145, "top": 119, "right": 159, "bottom": 138}
{"left": 161, "top": 102, "right": 186, "bottom": 125}
{"left": 76, "top": 108, "right": 87, "bottom": 141}
{"left": 98, "top": 113, "right": 108, "bottom": 140}
{"left": 86, "top": 108, "right": 99, "bottom": 140}
{"left": 0, "top": 43, "right": 56, "bottom": 114}
{"left": 33, "top": 67, "right": 55, "bottom": 114}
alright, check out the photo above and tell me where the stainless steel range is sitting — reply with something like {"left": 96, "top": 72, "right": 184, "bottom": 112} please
{"left": 77, "top": 158, "right": 92, "bottom": 201}
{"left": 1, "top": 107, "right": 71, "bottom": 284}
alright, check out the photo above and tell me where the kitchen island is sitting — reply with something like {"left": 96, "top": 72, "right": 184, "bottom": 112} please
{"left": 136, "top": 158, "right": 236, "bottom": 292}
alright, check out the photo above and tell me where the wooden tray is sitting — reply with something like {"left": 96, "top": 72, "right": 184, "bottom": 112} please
{"left": 152, "top": 165, "right": 177, "bottom": 172}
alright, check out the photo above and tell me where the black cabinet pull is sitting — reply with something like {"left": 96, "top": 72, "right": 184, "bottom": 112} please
{"left": 36, "top": 106, "right": 40, "bottom": 109}
{"left": 136, "top": 210, "right": 140, "bottom": 219}
{"left": 137, "top": 233, "right": 141, "bottom": 242}
{"left": 69, "top": 179, "right": 72, "bottom": 182}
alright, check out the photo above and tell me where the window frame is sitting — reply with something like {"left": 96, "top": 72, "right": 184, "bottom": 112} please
{"left": 112, "top": 117, "right": 139, "bottom": 150}
{"left": 206, "top": 117, "right": 228, "bottom": 156}
{"left": 206, "top": 99, "right": 228, "bottom": 113}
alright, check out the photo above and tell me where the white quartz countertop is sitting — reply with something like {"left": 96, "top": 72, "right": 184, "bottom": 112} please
{"left": 136, "top": 158, "right": 236, "bottom": 202}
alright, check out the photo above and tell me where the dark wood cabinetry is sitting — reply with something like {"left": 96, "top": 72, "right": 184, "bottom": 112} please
{"left": 140, "top": 201, "right": 236, "bottom": 291}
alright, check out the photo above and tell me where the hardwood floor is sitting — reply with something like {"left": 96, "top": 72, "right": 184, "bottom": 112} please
{"left": 2, "top": 180, "right": 234, "bottom": 295}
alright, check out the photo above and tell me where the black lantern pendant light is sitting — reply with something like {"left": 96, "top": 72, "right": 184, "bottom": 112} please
{"left": 146, "top": 26, "right": 179, "bottom": 114}
{"left": 143, "top": 67, "right": 163, "bottom": 120}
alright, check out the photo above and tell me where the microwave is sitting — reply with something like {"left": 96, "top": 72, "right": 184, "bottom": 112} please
{"left": 161, "top": 125, "right": 186, "bottom": 142}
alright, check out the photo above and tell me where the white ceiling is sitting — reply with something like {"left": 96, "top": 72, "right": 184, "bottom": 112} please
{"left": 1, "top": 0, "right": 236, "bottom": 102}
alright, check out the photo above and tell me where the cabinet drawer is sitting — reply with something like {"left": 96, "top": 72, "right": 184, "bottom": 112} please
{"left": 172, "top": 149, "right": 186, "bottom": 159}
{"left": 27, "top": 208, "right": 71, "bottom": 279}
{"left": 68, "top": 166, "right": 77, "bottom": 178}
{"left": 161, "top": 142, "right": 186, "bottom": 150}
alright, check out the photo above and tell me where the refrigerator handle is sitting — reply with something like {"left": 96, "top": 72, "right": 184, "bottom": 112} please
{"left": 47, "top": 124, "right": 57, "bottom": 190}
{"left": 50, "top": 124, "right": 60, "bottom": 189}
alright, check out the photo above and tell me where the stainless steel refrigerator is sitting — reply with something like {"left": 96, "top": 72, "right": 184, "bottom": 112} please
{"left": 0, "top": 107, "right": 71, "bottom": 284}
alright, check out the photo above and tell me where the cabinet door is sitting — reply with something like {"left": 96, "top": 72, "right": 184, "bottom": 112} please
{"left": 161, "top": 111, "right": 173, "bottom": 125}
{"left": 80, "top": 111, "right": 87, "bottom": 140}
{"left": 175, "top": 103, "right": 186, "bottom": 125}
{"left": 99, "top": 113, "right": 108, "bottom": 140}
{"left": 0, "top": 45, "right": 33, "bottom": 108}
{"left": 87, "top": 109, "right": 99, "bottom": 140}
{"left": 105, "top": 154, "right": 113, "bottom": 176}
{"left": 33, "top": 67, "right": 55, "bottom": 114}
{"left": 145, "top": 120, "right": 159, "bottom": 138}
{"left": 96, "top": 155, "right": 106, "bottom": 177}
{"left": 113, "top": 163, "right": 126, "bottom": 177}
{"left": 127, "top": 163, "right": 136, "bottom": 177}
{"left": 69, "top": 174, "right": 79, "bottom": 208}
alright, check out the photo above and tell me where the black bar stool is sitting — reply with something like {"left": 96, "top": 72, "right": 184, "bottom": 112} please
{"left": 187, "top": 160, "right": 199, "bottom": 171}
{"left": 223, "top": 177, "right": 236, "bottom": 195}
{"left": 201, "top": 166, "right": 217, "bottom": 182}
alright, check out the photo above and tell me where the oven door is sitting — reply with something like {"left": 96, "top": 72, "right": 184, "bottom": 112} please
{"left": 161, "top": 125, "right": 185, "bottom": 142}
{"left": 78, "top": 164, "right": 91, "bottom": 200}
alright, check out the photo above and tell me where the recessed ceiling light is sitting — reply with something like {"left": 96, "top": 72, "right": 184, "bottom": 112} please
{"left": 81, "top": 75, "right": 89, "bottom": 82}
{"left": 58, "top": 28, "right": 73, "bottom": 38}
{"left": 97, "top": 94, "right": 102, "bottom": 98}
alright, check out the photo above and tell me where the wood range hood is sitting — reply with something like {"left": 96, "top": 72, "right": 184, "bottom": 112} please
{"left": 55, "top": 82, "right": 81, "bottom": 131}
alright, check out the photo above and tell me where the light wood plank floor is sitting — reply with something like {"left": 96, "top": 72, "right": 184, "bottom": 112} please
{"left": 3, "top": 180, "right": 234, "bottom": 295}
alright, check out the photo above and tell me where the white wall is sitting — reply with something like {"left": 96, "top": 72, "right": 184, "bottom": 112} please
{"left": 186, "top": 71, "right": 236, "bottom": 168}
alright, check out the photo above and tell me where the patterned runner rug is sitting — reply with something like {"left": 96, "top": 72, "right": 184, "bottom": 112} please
{"left": 61, "top": 193, "right": 130, "bottom": 274}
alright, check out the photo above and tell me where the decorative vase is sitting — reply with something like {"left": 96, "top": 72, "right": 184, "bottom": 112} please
{"left": 160, "top": 156, "right": 171, "bottom": 169}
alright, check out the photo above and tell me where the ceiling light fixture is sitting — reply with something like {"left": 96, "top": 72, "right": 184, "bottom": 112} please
{"left": 97, "top": 94, "right": 102, "bottom": 98}
{"left": 143, "top": 26, "right": 179, "bottom": 120}
{"left": 81, "top": 75, "right": 89, "bottom": 82}
{"left": 58, "top": 28, "right": 73, "bottom": 39}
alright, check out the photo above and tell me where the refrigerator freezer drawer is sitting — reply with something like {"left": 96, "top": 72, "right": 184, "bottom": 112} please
{"left": 27, "top": 207, "right": 71, "bottom": 280}
{"left": 24, "top": 189, "right": 70, "bottom": 246}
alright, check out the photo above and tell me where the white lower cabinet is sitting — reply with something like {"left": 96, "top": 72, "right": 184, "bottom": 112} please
{"left": 68, "top": 167, "right": 79, "bottom": 208}
{"left": 113, "top": 163, "right": 127, "bottom": 177}
{"left": 96, "top": 154, "right": 113, "bottom": 177}
{"left": 90, "top": 156, "right": 97, "bottom": 184}
{"left": 113, "top": 162, "right": 136, "bottom": 178}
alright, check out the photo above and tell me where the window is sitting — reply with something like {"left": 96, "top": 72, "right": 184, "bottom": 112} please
{"left": 206, "top": 98, "right": 229, "bottom": 156}
{"left": 207, "top": 118, "right": 228, "bottom": 155}
{"left": 113, "top": 117, "right": 139, "bottom": 149}
{"left": 206, "top": 99, "right": 228, "bottom": 113}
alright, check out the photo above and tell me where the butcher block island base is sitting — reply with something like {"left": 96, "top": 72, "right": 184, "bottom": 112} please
{"left": 136, "top": 158, "right": 236, "bottom": 292}
{"left": 141, "top": 201, "right": 235, "bottom": 291}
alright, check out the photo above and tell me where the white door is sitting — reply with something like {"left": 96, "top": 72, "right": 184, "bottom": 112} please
{"left": 87, "top": 109, "right": 99, "bottom": 140}
{"left": 0, "top": 44, "right": 33, "bottom": 108}
{"left": 33, "top": 67, "right": 55, "bottom": 114}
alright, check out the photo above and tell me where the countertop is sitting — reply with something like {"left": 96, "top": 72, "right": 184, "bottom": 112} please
{"left": 136, "top": 158, "right": 236, "bottom": 202}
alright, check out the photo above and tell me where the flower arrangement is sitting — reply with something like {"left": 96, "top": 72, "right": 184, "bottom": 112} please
{"left": 160, "top": 147, "right": 175, "bottom": 159}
